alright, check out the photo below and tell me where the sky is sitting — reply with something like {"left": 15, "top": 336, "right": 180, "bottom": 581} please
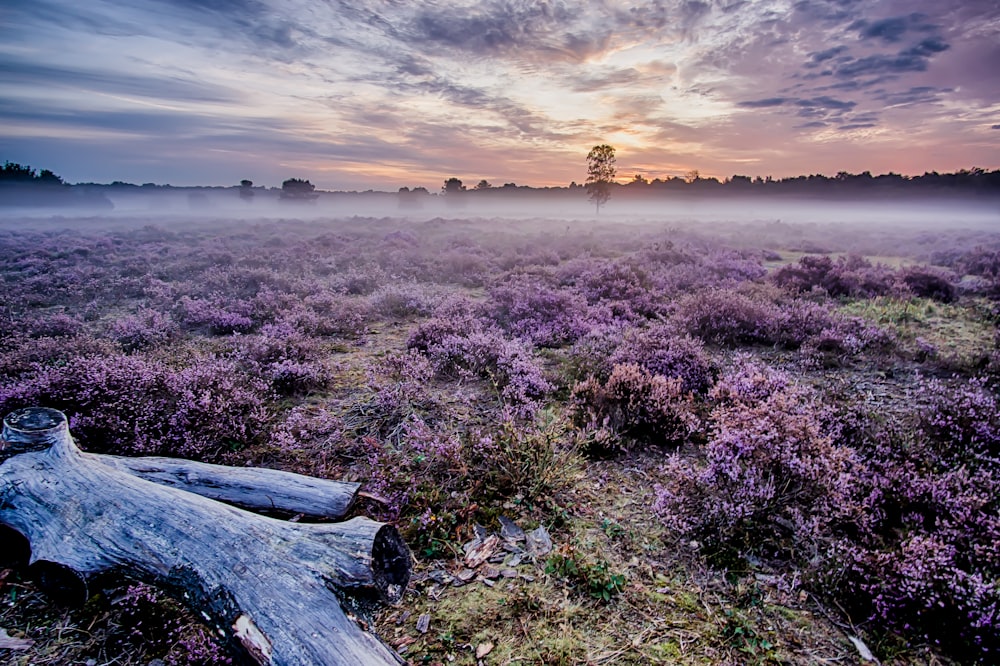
{"left": 2, "top": 0, "right": 999, "bottom": 191}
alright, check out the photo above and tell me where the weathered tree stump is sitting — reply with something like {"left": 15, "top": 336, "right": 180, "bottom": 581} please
{"left": 0, "top": 407, "right": 410, "bottom": 665}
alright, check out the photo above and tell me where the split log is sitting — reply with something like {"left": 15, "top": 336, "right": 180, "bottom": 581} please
{"left": 98, "top": 454, "right": 361, "bottom": 520}
{"left": 0, "top": 407, "right": 410, "bottom": 666}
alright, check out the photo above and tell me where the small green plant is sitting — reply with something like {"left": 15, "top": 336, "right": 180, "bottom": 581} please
{"left": 545, "top": 544, "right": 626, "bottom": 602}
{"left": 600, "top": 517, "right": 625, "bottom": 540}
{"left": 722, "top": 609, "right": 777, "bottom": 663}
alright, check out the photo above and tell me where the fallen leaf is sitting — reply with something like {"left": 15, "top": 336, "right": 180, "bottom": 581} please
{"left": 0, "top": 628, "right": 34, "bottom": 650}
{"left": 848, "top": 635, "right": 877, "bottom": 663}
{"left": 464, "top": 534, "right": 500, "bottom": 568}
{"left": 476, "top": 641, "right": 494, "bottom": 659}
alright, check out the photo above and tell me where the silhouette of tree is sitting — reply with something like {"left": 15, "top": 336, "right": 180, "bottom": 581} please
{"left": 239, "top": 179, "right": 254, "bottom": 202}
{"left": 475, "top": 179, "right": 492, "bottom": 190}
{"left": 37, "top": 169, "right": 64, "bottom": 185}
{"left": 442, "top": 178, "right": 465, "bottom": 195}
{"left": 280, "top": 178, "right": 318, "bottom": 202}
{"left": 585, "top": 144, "right": 616, "bottom": 213}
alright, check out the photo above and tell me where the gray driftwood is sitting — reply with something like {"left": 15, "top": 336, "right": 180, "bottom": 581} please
{"left": 0, "top": 407, "right": 410, "bottom": 666}
{"left": 98, "top": 454, "right": 361, "bottom": 519}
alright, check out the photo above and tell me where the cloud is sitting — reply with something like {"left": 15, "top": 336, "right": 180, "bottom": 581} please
{"left": 902, "top": 37, "right": 950, "bottom": 57}
{"left": 738, "top": 97, "right": 789, "bottom": 108}
{"left": 395, "top": 1, "right": 603, "bottom": 61}
{"left": 851, "top": 13, "right": 938, "bottom": 43}
{"left": 833, "top": 53, "right": 930, "bottom": 77}
{"left": 0, "top": 57, "right": 242, "bottom": 104}
{"left": 806, "top": 45, "right": 849, "bottom": 67}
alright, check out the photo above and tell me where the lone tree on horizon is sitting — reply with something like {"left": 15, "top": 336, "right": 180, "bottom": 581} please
{"left": 586, "top": 144, "right": 616, "bottom": 214}
{"left": 280, "top": 177, "right": 318, "bottom": 202}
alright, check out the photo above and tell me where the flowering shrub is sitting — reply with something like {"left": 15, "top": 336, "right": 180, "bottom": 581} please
{"left": 177, "top": 295, "right": 255, "bottom": 334}
{"left": 828, "top": 420, "right": 1000, "bottom": 660}
{"left": 363, "top": 410, "right": 579, "bottom": 557}
{"left": 656, "top": 360, "right": 1000, "bottom": 659}
{"left": 674, "top": 287, "right": 834, "bottom": 348}
{"left": 112, "top": 583, "right": 231, "bottom": 665}
{"left": 25, "top": 312, "right": 84, "bottom": 338}
{"left": 0, "top": 353, "right": 272, "bottom": 459}
{"left": 108, "top": 309, "right": 177, "bottom": 351}
{"left": 799, "top": 317, "right": 896, "bottom": 367}
{"left": 295, "top": 292, "right": 371, "bottom": 337}
{"left": 610, "top": 325, "right": 715, "bottom": 394}
{"left": 571, "top": 363, "right": 698, "bottom": 453}
{"left": 772, "top": 254, "right": 896, "bottom": 298}
{"left": 485, "top": 280, "right": 593, "bottom": 347}
{"left": 654, "top": 358, "right": 856, "bottom": 560}
{"left": 426, "top": 328, "right": 552, "bottom": 418}
{"left": 407, "top": 311, "right": 551, "bottom": 418}
{"left": 369, "top": 282, "right": 440, "bottom": 319}
{"left": 917, "top": 376, "right": 1000, "bottom": 463}
{"left": 898, "top": 266, "right": 957, "bottom": 303}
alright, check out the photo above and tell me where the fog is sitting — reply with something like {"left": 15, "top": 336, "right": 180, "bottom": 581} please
{"left": 2, "top": 189, "right": 998, "bottom": 235}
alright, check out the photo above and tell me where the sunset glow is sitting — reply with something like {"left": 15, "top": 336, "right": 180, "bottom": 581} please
{"left": 2, "top": 0, "right": 998, "bottom": 190}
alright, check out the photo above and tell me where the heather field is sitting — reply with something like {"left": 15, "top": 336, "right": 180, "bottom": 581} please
{"left": 2, "top": 212, "right": 1000, "bottom": 665}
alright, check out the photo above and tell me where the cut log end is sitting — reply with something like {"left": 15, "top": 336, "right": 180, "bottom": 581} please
{"left": 2, "top": 407, "right": 69, "bottom": 453}
{"left": 372, "top": 524, "right": 411, "bottom": 604}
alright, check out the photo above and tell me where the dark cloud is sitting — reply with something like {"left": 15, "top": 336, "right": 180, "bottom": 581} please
{"left": 852, "top": 13, "right": 938, "bottom": 42}
{"left": 992, "top": 124, "right": 1000, "bottom": 130}
{"left": 3, "top": 0, "right": 139, "bottom": 36}
{"left": 796, "top": 96, "right": 856, "bottom": 110}
{"left": 806, "top": 45, "right": 848, "bottom": 67}
{"left": 874, "top": 86, "right": 950, "bottom": 106}
{"left": 855, "top": 17, "right": 908, "bottom": 42}
{"left": 738, "top": 97, "right": 789, "bottom": 108}
{"left": 0, "top": 58, "right": 242, "bottom": 104}
{"left": 398, "top": 1, "right": 600, "bottom": 61}
{"left": 838, "top": 123, "right": 877, "bottom": 130}
{"left": 902, "top": 37, "right": 949, "bottom": 57}
{"left": 0, "top": 105, "right": 296, "bottom": 139}
{"left": 834, "top": 53, "right": 929, "bottom": 77}
{"left": 797, "top": 120, "right": 828, "bottom": 128}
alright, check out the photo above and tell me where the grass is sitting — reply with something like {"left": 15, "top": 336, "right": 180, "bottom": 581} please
{"left": 373, "top": 451, "right": 867, "bottom": 666}
{"left": 841, "top": 295, "right": 995, "bottom": 368}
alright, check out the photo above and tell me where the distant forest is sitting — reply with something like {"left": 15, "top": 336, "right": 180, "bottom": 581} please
{"left": 3, "top": 160, "right": 1000, "bottom": 207}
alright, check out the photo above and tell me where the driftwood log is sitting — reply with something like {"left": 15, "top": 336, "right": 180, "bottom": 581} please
{"left": 0, "top": 407, "right": 410, "bottom": 666}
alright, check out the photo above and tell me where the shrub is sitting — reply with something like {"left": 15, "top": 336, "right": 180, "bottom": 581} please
{"left": 369, "top": 283, "right": 438, "bottom": 319}
{"left": 177, "top": 295, "right": 255, "bottom": 334}
{"left": 426, "top": 328, "right": 551, "bottom": 418}
{"left": 108, "top": 309, "right": 177, "bottom": 351}
{"left": 828, "top": 422, "right": 1000, "bottom": 660}
{"left": 571, "top": 363, "right": 698, "bottom": 453}
{"left": 898, "top": 267, "right": 957, "bottom": 303}
{"left": 0, "top": 353, "right": 272, "bottom": 459}
{"left": 610, "top": 325, "right": 715, "bottom": 394}
{"left": 772, "top": 254, "right": 896, "bottom": 298}
{"left": 674, "top": 287, "right": 832, "bottom": 348}
{"left": 485, "top": 280, "right": 593, "bottom": 347}
{"left": 654, "top": 358, "right": 856, "bottom": 559}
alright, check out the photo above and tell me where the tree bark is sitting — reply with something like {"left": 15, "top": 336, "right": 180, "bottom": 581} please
{"left": 0, "top": 407, "right": 410, "bottom": 666}
{"left": 98, "top": 454, "right": 361, "bottom": 520}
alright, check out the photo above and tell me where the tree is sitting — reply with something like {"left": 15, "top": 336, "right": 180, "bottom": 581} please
{"left": 475, "top": 179, "right": 492, "bottom": 190}
{"left": 442, "top": 177, "right": 465, "bottom": 195}
{"left": 280, "top": 178, "right": 317, "bottom": 202}
{"left": 585, "top": 144, "right": 616, "bottom": 213}
{"left": 238, "top": 179, "right": 254, "bottom": 202}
